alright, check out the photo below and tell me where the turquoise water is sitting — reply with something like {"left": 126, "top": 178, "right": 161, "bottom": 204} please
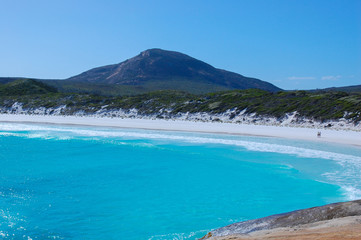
{"left": 0, "top": 123, "right": 360, "bottom": 239}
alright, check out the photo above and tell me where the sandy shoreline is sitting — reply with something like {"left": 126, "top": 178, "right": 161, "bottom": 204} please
{"left": 0, "top": 114, "right": 360, "bottom": 147}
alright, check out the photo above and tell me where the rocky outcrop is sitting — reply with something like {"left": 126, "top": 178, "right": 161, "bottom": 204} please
{"left": 201, "top": 199, "right": 361, "bottom": 239}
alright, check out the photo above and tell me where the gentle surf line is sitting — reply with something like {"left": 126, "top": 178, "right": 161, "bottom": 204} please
{"left": 0, "top": 114, "right": 360, "bottom": 147}
{"left": 1, "top": 122, "right": 360, "bottom": 163}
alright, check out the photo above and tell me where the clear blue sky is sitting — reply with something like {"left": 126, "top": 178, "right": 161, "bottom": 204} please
{"left": 1, "top": 0, "right": 360, "bottom": 90}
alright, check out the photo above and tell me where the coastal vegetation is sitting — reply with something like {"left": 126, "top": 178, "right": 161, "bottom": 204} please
{"left": 0, "top": 79, "right": 57, "bottom": 96}
{"left": 0, "top": 79, "right": 360, "bottom": 124}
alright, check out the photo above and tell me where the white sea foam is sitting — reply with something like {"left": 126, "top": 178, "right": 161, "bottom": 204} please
{"left": 0, "top": 132, "right": 23, "bottom": 137}
{"left": 148, "top": 229, "right": 209, "bottom": 240}
{"left": 1, "top": 122, "right": 360, "bottom": 162}
{"left": 323, "top": 170, "right": 361, "bottom": 200}
{"left": 340, "top": 186, "right": 361, "bottom": 200}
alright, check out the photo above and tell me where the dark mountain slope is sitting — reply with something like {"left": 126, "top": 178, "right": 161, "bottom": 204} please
{"left": 67, "top": 48, "right": 281, "bottom": 93}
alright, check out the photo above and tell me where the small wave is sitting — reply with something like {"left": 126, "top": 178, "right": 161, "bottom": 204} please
{"left": 341, "top": 186, "right": 361, "bottom": 200}
{"left": 0, "top": 132, "right": 23, "bottom": 137}
{"left": 277, "top": 164, "right": 294, "bottom": 170}
{"left": 148, "top": 229, "right": 209, "bottom": 240}
{"left": 323, "top": 171, "right": 361, "bottom": 200}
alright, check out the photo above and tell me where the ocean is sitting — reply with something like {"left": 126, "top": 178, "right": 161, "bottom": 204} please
{"left": 0, "top": 122, "right": 360, "bottom": 239}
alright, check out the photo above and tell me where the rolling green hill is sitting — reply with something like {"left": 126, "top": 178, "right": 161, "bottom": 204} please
{"left": 0, "top": 79, "right": 57, "bottom": 96}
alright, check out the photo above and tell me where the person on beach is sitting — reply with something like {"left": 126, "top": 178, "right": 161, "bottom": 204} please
{"left": 317, "top": 132, "right": 321, "bottom": 137}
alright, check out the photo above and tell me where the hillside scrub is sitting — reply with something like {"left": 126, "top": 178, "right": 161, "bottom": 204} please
{"left": 0, "top": 87, "right": 360, "bottom": 124}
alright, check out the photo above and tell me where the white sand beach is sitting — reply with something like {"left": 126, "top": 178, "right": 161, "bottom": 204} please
{"left": 0, "top": 114, "right": 360, "bottom": 147}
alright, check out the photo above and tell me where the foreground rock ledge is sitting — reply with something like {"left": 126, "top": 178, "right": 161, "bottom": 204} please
{"left": 201, "top": 199, "right": 361, "bottom": 240}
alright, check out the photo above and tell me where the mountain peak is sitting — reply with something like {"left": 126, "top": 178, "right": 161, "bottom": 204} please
{"left": 67, "top": 49, "right": 281, "bottom": 93}
{"left": 140, "top": 48, "right": 169, "bottom": 56}
{"left": 137, "top": 48, "right": 195, "bottom": 62}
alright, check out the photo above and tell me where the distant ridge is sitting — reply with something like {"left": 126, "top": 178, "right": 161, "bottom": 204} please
{"left": 66, "top": 48, "right": 281, "bottom": 93}
{"left": 318, "top": 84, "right": 361, "bottom": 93}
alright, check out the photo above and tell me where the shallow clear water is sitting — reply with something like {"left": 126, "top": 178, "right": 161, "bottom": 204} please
{"left": 0, "top": 123, "right": 360, "bottom": 239}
